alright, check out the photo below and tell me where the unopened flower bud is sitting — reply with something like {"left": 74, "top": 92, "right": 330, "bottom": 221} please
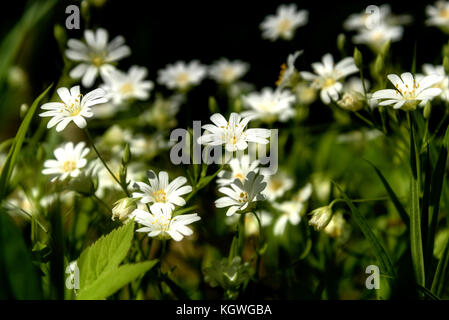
{"left": 308, "top": 205, "right": 333, "bottom": 231}
{"left": 337, "top": 91, "right": 364, "bottom": 112}
{"left": 353, "top": 47, "right": 363, "bottom": 69}
{"left": 112, "top": 198, "right": 137, "bottom": 223}
{"left": 337, "top": 34, "right": 346, "bottom": 53}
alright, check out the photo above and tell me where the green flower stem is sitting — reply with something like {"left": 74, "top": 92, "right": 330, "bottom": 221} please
{"left": 84, "top": 128, "right": 130, "bottom": 197}
{"left": 91, "top": 193, "right": 111, "bottom": 213}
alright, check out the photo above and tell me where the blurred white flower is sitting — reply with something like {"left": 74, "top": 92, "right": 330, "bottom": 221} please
{"left": 276, "top": 50, "right": 303, "bottom": 87}
{"left": 42, "top": 142, "right": 90, "bottom": 182}
{"left": 300, "top": 53, "right": 358, "bottom": 104}
{"left": 217, "top": 155, "right": 260, "bottom": 187}
{"left": 132, "top": 170, "right": 192, "bottom": 211}
{"left": 95, "top": 160, "right": 142, "bottom": 197}
{"left": 242, "top": 88, "right": 296, "bottom": 123}
{"left": 101, "top": 66, "right": 154, "bottom": 105}
{"left": 197, "top": 113, "right": 271, "bottom": 152}
{"left": 421, "top": 64, "right": 449, "bottom": 101}
{"left": 215, "top": 171, "right": 267, "bottom": 216}
{"left": 371, "top": 72, "right": 442, "bottom": 110}
{"left": 426, "top": 1, "right": 449, "bottom": 32}
{"left": 39, "top": 86, "right": 107, "bottom": 132}
{"left": 131, "top": 203, "right": 201, "bottom": 241}
{"left": 209, "top": 59, "right": 249, "bottom": 84}
{"left": 352, "top": 23, "right": 403, "bottom": 52}
{"left": 323, "top": 211, "right": 347, "bottom": 238}
{"left": 226, "top": 211, "right": 272, "bottom": 236}
{"left": 262, "top": 171, "right": 294, "bottom": 202}
{"left": 273, "top": 201, "right": 303, "bottom": 236}
{"left": 66, "top": 28, "right": 131, "bottom": 87}
{"left": 157, "top": 60, "right": 207, "bottom": 90}
{"left": 344, "top": 4, "right": 411, "bottom": 31}
{"left": 260, "top": 4, "right": 308, "bottom": 41}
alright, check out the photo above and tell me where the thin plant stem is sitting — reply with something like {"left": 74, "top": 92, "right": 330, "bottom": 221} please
{"left": 84, "top": 128, "right": 130, "bottom": 197}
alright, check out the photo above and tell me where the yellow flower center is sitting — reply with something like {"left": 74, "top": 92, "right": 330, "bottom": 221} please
{"left": 440, "top": 8, "right": 449, "bottom": 19}
{"left": 62, "top": 160, "right": 77, "bottom": 172}
{"left": 152, "top": 189, "right": 167, "bottom": 203}
{"left": 60, "top": 94, "right": 82, "bottom": 116}
{"left": 322, "top": 77, "right": 336, "bottom": 88}
{"left": 276, "top": 63, "right": 287, "bottom": 86}
{"left": 269, "top": 178, "right": 283, "bottom": 191}
{"left": 176, "top": 72, "right": 190, "bottom": 87}
{"left": 221, "top": 67, "right": 236, "bottom": 82}
{"left": 238, "top": 191, "right": 248, "bottom": 203}
{"left": 234, "top": 173, "right": 244, "bottom": 181}
{"left": 277, "top": 18, "right": 292, "bottom": 34}
{"left": 120, "top": 82, "right": 134, "bottom": 95}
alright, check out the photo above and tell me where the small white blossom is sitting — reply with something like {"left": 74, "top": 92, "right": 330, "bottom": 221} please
{"left": 217, "top": 155, "right": 260, "bottom": 187}
{"left": 262, "top": 171, "right": 294, "bottom": 202}
{"left": 260, "top": 4, "right": 308, "bottom": 41}
{"left": 101, "top": 66, "right": 154, "bottom": 105}
{"left": 371, "top": 72, "right": 442, "bottom": 110}
{"left": 421, "top": 64, "right": 449, "bottom": 101}
{"left": 273, "top": 201, "right": 303, "bottom": 236}
{"left": 300, "top": 53, "right": 358, "bottom": 104}
{"left": 132, "top": 203, "right": 201, "bottom": 241}
{"left": 157, "top": 60, "right": 207, "bottom": 90}
{"left": 242, "top": 88, "right": 296, "bottom": 123}
{"left": 39, "top": 86, "right": 107, "bottom": 132}
{"left": 197, "top": 113, "right": 271, "bottom": 152}
{"left": 344, "top": 4, "right": 411, "bottom": 31}
{"left": 209, "top": 59, "right": 249, "bottom": 84}
{"left": 215, "top": 171, "right": 267, "bottom": 216}
{"left": 66, "top": 28, "right": 131, "bottom": 87}
{"left": 42, "top": 142, "right": 90, "bottom": 182}
{"left": 276, "top": 50, "right": 303, "bottom": 87}
{"left": 132, "top": 170, "right": 192, "bottom": 211}
{"left": 353, "top": 23, "right": 403, "bottom": 52}
{"left": 426, "top": 1, "right": 449, "bottom": 32}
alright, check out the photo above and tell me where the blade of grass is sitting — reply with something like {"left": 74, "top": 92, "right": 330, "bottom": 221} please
{"left": 365, "top": 159, "right": 410, "bottom": 228}
{"left": 333, "top": 181, "right": 396, "bottom": 278}
{"left": 426, "top": 141, "right": 448, "bottom": 284}
{"left": 408, "top": 112, "right": 425, "bottom": 288}
{"left": 0, "top": 84, "right": 52, "bottom": 200}
{"left": 431, "top": 234, "right": 449, "bottom": 297}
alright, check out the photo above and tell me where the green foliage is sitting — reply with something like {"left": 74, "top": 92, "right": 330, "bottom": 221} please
{"left": 0, "top": 210, "right": 43, "bottom": 299}
{"left": 75, "top": 221, "right": 157, "bottom": 300}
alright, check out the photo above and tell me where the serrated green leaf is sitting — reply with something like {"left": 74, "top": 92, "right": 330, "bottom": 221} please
{"left": 333, "top": 181, "right": 396, "bottom": 279}
{"left": 78, "top": 221, "right": 135, "bottom": 288}
{"left": 0, "top": 84, "right": 52, "bottom": 199}
{"left": 76, "top": 260, "right": 157, "bottom": 300}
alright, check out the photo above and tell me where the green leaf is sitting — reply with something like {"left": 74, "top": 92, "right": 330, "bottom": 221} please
{"left": 0, "top": 210, "right": 43, "bottom": 299}
{"left": 76, "top": 261, "right": 157, "bottom": 300}
{"left": 333, "top": 181, "right": 396, "bottom": 278}
{"left": 408, "top": 113, "right": 425, "bottom": 288}
{"left": 366, "top": 160, "right": 409, "bottom": 227}
{"left": 431, "top": 234, "right": 449, "bottom": 297}
{"left": 0, "top": 84, "right": 53, "bottom": 199}
{"left": 77, "top": 220, "right": 135, "bottom": 289}
{"left": 410, "top": 177, "right": 425, "bottom": 287}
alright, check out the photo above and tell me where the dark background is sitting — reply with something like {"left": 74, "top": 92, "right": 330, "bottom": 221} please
{"left": 2, "top": 0, "right": 444, "bottom": 88}
{"left": 0, "top": 0, "right": 445, "bottom": 132}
